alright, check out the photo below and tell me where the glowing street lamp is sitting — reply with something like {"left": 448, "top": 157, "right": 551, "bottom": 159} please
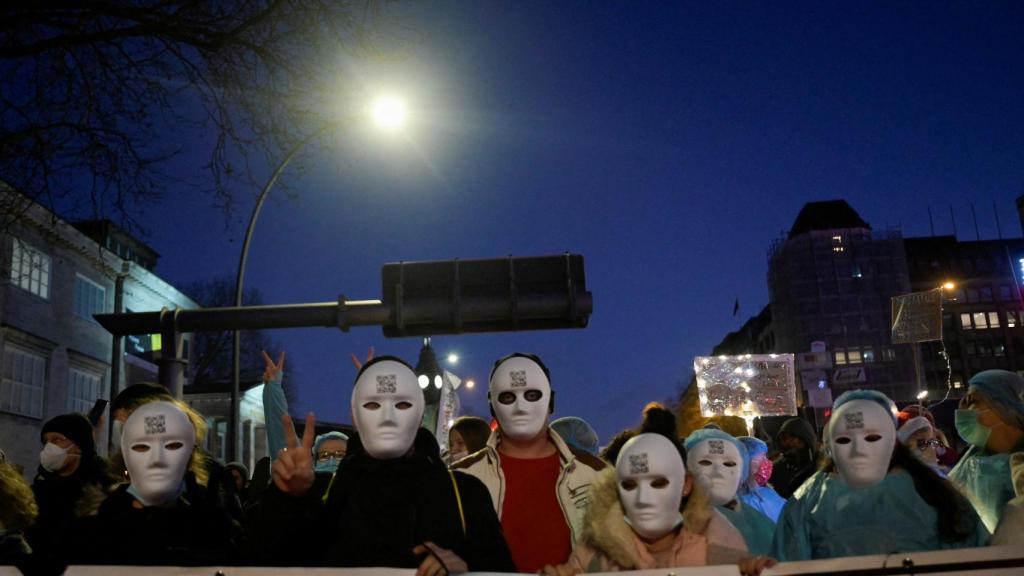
{"left": 941, "top": 282, "right": 956, "bottom": 290}
{"left": 446, "top": 353, "right": 459, "bottom": 365}
{"left": 228, "top": 94, "right": 408, "bottom": 460}
{"left": 465, "top": 379, "right": 475, "bottom": 389}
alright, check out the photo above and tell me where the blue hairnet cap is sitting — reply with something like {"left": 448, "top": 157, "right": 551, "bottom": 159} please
{"left": 831, "top": 389, "right": 899, "bottom": 422}
{"left": 551, "top": 416, "right": 599, "bottom": 454}
{"left": 737, "top": 436, "right": 768, "bottom": 459}
{"left": 684, "top": 428, "right": 750, "bottom": 480}
{"left": 313, "top": 431, "right": 349, "bottom": 454}
{"left": 969, "top": 369, "right": 1024, "bottom": 430}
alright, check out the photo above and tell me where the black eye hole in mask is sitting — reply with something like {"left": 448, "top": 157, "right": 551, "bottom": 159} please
{"left": 363, "top": 401, "right": 381, "bottom": 410}
{"left": 723, "top": 461, "right": 737, "bottom": 467}
{"left": 497, "top": 392, "right": 516, "bottom": 405}
{"left": 620, "top": 478, "right": 638, "bottom": 491}
{"left": 698, "top": 459, "right": 712, "bottom": 466}
{"left": 395, "top": 401, "right": 414, "bottom": 410}
{"left": 650, "top": 477, "right": 670, "bottom": 489}
{"left": 166, "top": 442, "right": 184, "bottom": 451}
{"left": 834, "top": 436, "right": 852, "bottom": 445}
{"left": 524, "top": 389, "right": 543, "bottom": 402}
{"left": 865, "top": 433, "right": 883, "bottom": 442}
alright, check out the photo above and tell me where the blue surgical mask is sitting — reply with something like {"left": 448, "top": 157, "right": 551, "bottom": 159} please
{"left": 315, "top": 458, "right": 339, "bottom": 474}
{"left": 955, "top": 409, "right": 992, "bottom": 448}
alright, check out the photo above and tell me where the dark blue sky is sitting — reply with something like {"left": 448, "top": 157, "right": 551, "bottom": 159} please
{"left": 138, "top": 2, "right": 1024, "bottom": 441}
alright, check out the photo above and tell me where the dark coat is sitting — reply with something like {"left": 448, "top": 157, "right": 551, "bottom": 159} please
{"left": 72, "top": 484, "right": 242, "bottom": 566}
{"left": 251, "top": 428, "right": 515, "bottom": 571}
{"left": 770, "top": 417, "right": 820, "bottom": 499}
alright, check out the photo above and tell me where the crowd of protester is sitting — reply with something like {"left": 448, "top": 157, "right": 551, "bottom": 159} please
{"left": 1, "top": 350, "right": 1023, "bottom": 575}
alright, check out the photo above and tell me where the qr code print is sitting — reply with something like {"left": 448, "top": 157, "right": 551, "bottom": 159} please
{"left": 144, "top": 415, "right": 166, "bottom": 435}
{"left": 510, "top": 370, "right": 527, "bottom": 388}
{"left": 629, "top": 453, "right": 649, "bottom": 474}
{"left": 376, "top": 375, "right": 397, "bottom": 394}
{"left": 844, "top": 411, "right": 864, "bottom": 429}
{"left": 708, "top": 439, "right": 725, "bottom": 454}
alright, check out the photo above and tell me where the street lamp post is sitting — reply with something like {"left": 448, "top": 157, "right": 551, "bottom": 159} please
{"left": 228, "top": 97, "right": 408, "bottom": 460}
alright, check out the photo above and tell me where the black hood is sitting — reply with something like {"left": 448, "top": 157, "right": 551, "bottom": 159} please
{"left": 776, "top": 417, "right": 819, "bottom": 455}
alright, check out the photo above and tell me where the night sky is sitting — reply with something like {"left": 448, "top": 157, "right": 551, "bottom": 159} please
{"left": 135, "top": 2, "right": 1023, "bottom": 441}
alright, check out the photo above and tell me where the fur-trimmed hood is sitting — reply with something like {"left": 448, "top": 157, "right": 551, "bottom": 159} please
{"left": 577, "top": 466, "right": 717, "bottom": 569}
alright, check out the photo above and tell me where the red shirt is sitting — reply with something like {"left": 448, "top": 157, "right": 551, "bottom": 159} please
{"left": 499, "top": 452, "right": 573, "bottom": 573}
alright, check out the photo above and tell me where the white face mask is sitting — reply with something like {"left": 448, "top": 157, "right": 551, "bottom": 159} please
{"left": 39, "top": 442, "right": 69, "bottom": 472}
{"left": 112, "top": 419, "right": 125, "bottom": 450}
{"left": 351, "top": 360, "right": 424, "bottom": 459}
{"left": 450, "top": 450, "right": 468, "bottom": 463}
{"left": 122, "top": 401, "right": 195, "bottom": 506}
{"left": 616, "top": 433, "right": 686, "bottom": 540}
{"left": 489, "top": 356, "right": 551, "bottom": 441}
{"left": 686, "top": 438, "right": 744, "bottom": 506}
{"left": 828, "top": 399, "right": 896, "bottom": 489}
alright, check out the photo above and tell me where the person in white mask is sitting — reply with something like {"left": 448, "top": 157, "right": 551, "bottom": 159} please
{"left": 71, "top": 400, "right": 241, "bottom": 566}
{"left": 685, "top": 428, "right": 774, "bottom": 555}
{"left": 253, "top": 355, "right": 515, "bottom": 573}
{"left": 542, "top": 429, "right": 773, "bottom": 576}
{"left": 453, "top": 353, "right": 606, "bottom": 573}
{"left": 772, "top": 390, "right": 989, "bottom": 561}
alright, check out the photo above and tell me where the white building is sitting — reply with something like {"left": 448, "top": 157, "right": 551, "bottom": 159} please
{"left": 0, "top": 187, "right": 269, "bottom": 475}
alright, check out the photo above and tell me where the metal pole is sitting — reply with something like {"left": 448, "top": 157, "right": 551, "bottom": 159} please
{"left": 230, "top": 122, "right": 339, "bottom": 461}
{"left": 106, "top": 262, "right": 129, "bottom": 454}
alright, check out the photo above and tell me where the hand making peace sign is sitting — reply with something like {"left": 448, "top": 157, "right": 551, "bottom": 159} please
{"left": 271, "top": 412, "right": 316, "bottom": 496}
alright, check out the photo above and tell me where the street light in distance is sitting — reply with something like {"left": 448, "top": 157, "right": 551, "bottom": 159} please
{"left": 941, "top": 281, "right": 956, "bottom": 290}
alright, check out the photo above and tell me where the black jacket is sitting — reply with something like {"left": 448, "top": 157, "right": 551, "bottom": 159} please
{"left": 770, "top": 417, "right": 820, "bottom": 499}
{"left": 251, "top": 428, "right": 515, "bottom": 571}
{"left": 72, "top": 484, "right": 242, "bottom": 566}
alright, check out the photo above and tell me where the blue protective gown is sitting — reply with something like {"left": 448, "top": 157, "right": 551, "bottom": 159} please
{"left": 772, "top": 470, "right": 989, "bottom": 561}
{"left": 718, "top": 502, "right": 775, "bottom": 555}
{"left": 738, "top": 485, "right": 787, "bottom": 523}
{"left": 949, "top": 447, "right": 1015, "bottom": 533}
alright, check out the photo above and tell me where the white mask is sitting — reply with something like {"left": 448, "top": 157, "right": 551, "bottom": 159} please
{"left": 112, "top": 419, "right": 125, "bottom": 449}
{"left": 450, "top": 450, "right": 468, "bottom": 463}
{"left": 616, "top": 433, "right": 686, "bottom": 540}
{"left": 686, "top": 438, "right": 743, "bottom": 506}
{"left": 351, "top": 359, "right": 424, "bottom": 459}
{"left": 827, "top": 399, "right": 896, "bottom": 489}
{"left": 39, "top": 442, "right": 69, "bottom": 472}
{"left": 489, "top": 356, "right": 551, "bottom": 441}
{"left": 122, "top": 401, "right": 195, "bottom": 506}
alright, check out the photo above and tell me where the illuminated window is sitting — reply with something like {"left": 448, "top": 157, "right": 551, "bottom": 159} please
{"left": 9, "top": 239, "right": 51, "bottom": 299}
{"left": 995, "top": 343, "right": 1006, "bottom": 357}
{"left": 863, "top": 348, "right": 875, "bottom": 363}
{"left": 834, "top": 350, "right": 847, "bottom": 365}
{"left": 972, "top": 312, "right": 988, "bottom": 329}
{"left": 988, "top": 312, "right": 1000, "bottom": 329}
{"left": 832, "top": 235, "right": 844, "bottom": 253}
{"left": 1008, "top": 311, "right": 1017, "bottom": 328}
{"left": 847, "top": 349, "right": 862, "bottom": 364}
{"left": 960, "top": 313, "right": 973, "bottom": 329}
{"left": 953, "top": 378, "right": 963, "bottom": 389}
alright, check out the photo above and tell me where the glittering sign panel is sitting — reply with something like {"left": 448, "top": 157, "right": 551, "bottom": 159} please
{"left": 693, "top": 354, "right": 797, "bottom": 418}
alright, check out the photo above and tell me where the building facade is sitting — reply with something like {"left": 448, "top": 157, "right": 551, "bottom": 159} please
{"left": 0, "top": 187, "right": 201, "bottom": 473}
{"left": 767, "top": 200, "right": 917, "bottom": 402}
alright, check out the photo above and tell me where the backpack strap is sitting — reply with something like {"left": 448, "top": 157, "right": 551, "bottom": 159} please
{"left": 448, "top": 469, "right": 467, "bottom": 537}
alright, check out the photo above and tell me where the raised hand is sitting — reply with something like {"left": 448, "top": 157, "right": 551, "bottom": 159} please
{"left": 350, "top": 346, "right": 375, "bottom": 370}
{"left": 262, "top": 350, "right": 286, "bottom": 383}
{"left": 271, "top": 412, "right": 316, "bottom": 496}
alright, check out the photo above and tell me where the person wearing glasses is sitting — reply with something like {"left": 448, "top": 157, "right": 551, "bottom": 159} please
{"left": 897, "top": 416, "right": 946, "bottom": 475}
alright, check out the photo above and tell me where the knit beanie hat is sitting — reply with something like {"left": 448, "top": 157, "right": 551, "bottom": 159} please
{"left": 41, "top": 413, "right": 96, "bottom": 456}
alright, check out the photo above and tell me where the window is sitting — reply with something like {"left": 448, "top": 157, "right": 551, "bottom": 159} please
{"left": 961, "top": 313, "right": 974, "bottom": 329}
{"left": 10, "top": 239, "right": 51, "bottom": 299}
{"left": 952, "top": 289, "right": 965, "bottom": 302}
{"left": 863, "top": 348, "right": 875, "bottom": 363}
{"left": 967, "top": 289, "right": 979, "bottom": 303}
{"left": 1008, "top": 311, "right": 1018, "bottom": 328}
{"left": 978, "top": 341, "right": 992, "bottom": 357}
{"left": 953, "top": 378, "right": 964, "bottom": 389}
{"left": 995, "top": 343, "right": 1006, "bottom": 357}
{"left": 74, "top": 275, "right": 106, "bottom": 320}
{"left": 1, "top": 345, "right": 45, "bottom": 418}
{"left": 847, "top": 349, "right": 862, "bottom": 364}
{"left": 882, "top": 347, "right": 896, "bottom": 361}
{"left": 834, "top": 350, "right": 847, "bottom": 365}
{"left": 1000, "top": 286, "right": 1013, "bottom": 301}
{"left": 980, "top": 287, "right": 993, "bottom": 302}
{"left": 988, "top": 312, "right": 1000, "bottom": 329}
{"left": 973, "top": 312, "right": 989, "bottom": 329}
{"left": 67, "top": 369, "right": 102, "bottom": 414}
{"left": 965, "top": 342, "right": 977, "bottom": 356}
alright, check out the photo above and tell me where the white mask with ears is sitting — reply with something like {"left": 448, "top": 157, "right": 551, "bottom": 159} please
{"left": 827, "top": 399, "right": 896, "bottom": 488}
{"left": 351, "top": 359, "right": 424, "bottom": 459}
{"left": 489, "top": 356, "right": 551, "bottom": 441}
{"left": 122, "top": 401, "right": 195, "bottom": 506}
{"left": 686, "top": 438, "right": 744, "bottom": 506}
{"left": 616, "top": 434, "right": 686, "bottom": 540}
